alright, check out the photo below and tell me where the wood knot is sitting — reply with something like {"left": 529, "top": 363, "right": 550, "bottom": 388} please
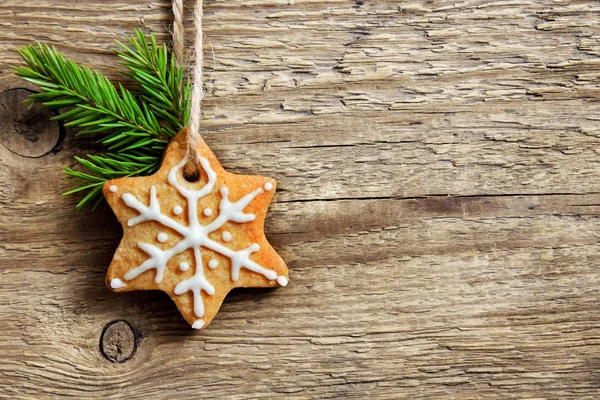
{"left": 0, "top": 88, "right": 61, "bottom": 158}
{"left": 99, "top": 320, "right": 139, "bottom": 363}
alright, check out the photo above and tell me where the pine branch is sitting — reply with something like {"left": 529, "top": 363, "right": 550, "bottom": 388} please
{"left": 12, "top": 31, "right": 190, "bottom": 210}
{"left": 63, "top": 152, "right": 162, "bottom": 211}
{"left": 13, "top": 43, "right": 174, "bottom": 149}
{"left": 116, "top": 29, "right": 191, "bottom": 131}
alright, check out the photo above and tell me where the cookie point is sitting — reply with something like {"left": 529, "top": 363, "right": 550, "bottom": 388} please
{"left": 192, "top": 320, "right": 205, "bottom": 330}
{"left": 110, "top": 278, "right": 126, "bottom": 289}
{"left": 277, "top": 276, "right": 288, "bottom": 286}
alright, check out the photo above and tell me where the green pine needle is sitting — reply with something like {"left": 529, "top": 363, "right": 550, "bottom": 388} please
{"left": 12, "top": 30, "right": 190, "bottom": 210}
{"left": 116, "top": 30, "right": 191, "bottom": 132}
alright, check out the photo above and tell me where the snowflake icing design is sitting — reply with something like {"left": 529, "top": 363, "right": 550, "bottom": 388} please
{"left": 108, "top": 154, "right": 287, "bottom": 329}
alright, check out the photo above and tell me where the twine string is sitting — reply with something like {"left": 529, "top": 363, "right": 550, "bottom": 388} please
{"left": 172, "top": 0, "right": 204, "bottom": 180}
{"left": 172, "top": 0, "right": 184, "bottom": 66}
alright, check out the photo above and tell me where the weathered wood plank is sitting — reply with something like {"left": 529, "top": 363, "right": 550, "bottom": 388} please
{"left": 1, "top": 0, "right": 599, "bottom": 398}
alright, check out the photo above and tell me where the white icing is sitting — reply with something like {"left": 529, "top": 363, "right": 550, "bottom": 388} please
{"left": 208, "top": 259, "right": 218, "bottom": 269}
{"left": 203, "top": 208, "right": 212, "bottom": 216}
{"left": 110, "top": 278, "right": 126, "bottom": 289}
{"left": 264, "top": 182, "right": 273, "bottom": 191}
{"left": 109, "top": 185, "right": 118, "bottom": 193}
{"left": 192, "top": 320, "right": 205, "bottom": 329}
{"left": 230, "top": 243, "right": 260, "bottom": 281}
{"left": 277, "top": 276, "right": 288, "bottom": 287}
{"left": 117, "top": 155, "right": 281, "bottom": 321}
{"left": 180, "top": 262, "right": 189, "bottom": 271}
{"left": 222, "top": 231, "right": 232, "bottom": 242}
{"left": 157, "top": 232, "right": 168, "bottom": 243}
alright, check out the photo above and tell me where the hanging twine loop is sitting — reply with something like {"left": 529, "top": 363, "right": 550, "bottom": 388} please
{"left": 172, "top": 0, "right": 204, "bottom": 181}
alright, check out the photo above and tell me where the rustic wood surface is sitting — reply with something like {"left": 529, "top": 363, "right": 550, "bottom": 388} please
{"left": 1, "top": 0, "right": 599, "bottom": 398}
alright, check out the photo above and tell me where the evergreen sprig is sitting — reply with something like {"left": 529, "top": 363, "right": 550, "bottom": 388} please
{"left": 116, "top": 30, "right": 191, "bottom": 133}
{"left": 12, "top": 29, "right": 190, "bottom": 210}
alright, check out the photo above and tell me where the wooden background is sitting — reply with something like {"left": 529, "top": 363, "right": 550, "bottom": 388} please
{"left": 1, "top": 0, "right": 599, "bottom": 398}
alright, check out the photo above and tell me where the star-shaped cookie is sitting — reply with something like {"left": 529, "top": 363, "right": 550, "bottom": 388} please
{"left": 102, "top": 130, "right": 288, "bottom": 329}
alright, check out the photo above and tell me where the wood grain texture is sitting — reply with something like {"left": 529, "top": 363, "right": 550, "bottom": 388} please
{"left": 1, "top": 0, "right": 599, "bottom": 398}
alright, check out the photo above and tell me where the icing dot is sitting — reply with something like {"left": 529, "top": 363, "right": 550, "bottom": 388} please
{"left": 203, "top": 208, "right": 213, "bottom": 216}
{"left": 109, "top": 185, "right": 118, "bottom": 193}
{"left": 222, "top": 231, "right": 232, "bottom": 242}
{"left": 157, "top": 232, "right": 168, "bottom": 243}
{"left": 179, "top": 262, "right": 189, "bottom": 271}
{"left": 277, "top": 276, "right": 288, "bottom": 286}
{"left": 192, "top": 320, "right": 205, "bottom": 330}
{"left": 173, "top": 205, "right": 183, "bottom": 215}
{"left": 110, "top": 278, "right": 126, "bottom": 289}
{"left": 250, "top": 243, "right": 260, "bottom": 252}
{"left": 208, "top": 259, "right": 218, "bottom": 269}
{"left": 264, "top": 182, "right": 273, "bottom": 191}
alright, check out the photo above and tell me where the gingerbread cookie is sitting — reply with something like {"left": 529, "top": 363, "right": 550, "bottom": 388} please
{"left": 102, "top": 130, "right": 288, "bottom": 329}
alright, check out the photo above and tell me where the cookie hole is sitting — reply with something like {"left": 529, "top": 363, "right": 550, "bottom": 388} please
{"left": 183, "top": 170, "right": 200, "bottom": 182}
{"left": 183, "top": 164, "right": 200, "bottom": 182}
